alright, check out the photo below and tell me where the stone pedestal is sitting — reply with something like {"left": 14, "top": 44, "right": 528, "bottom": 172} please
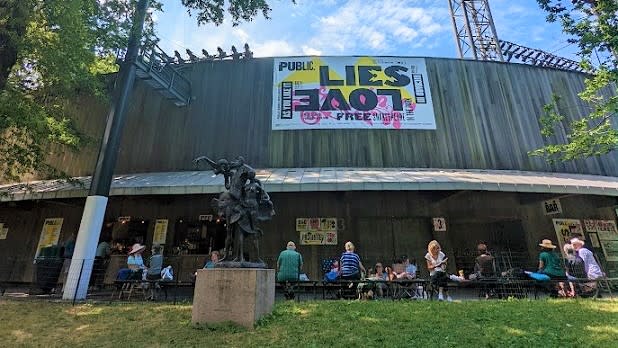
{"left": 192, "top": 268, "right": 275, "bottom": 328}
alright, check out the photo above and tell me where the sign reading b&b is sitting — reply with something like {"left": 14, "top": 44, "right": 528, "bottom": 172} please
{"left": 272, "top": 56, "right": 435, "bottom": 130}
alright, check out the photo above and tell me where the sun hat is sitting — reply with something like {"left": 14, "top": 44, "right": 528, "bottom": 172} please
{"left": 570, "top": 237, "right": 585, "bottom": 246}
{"left": 129, "top": 243, "right": 146, "bottom": 255}
{"left": 538, "top": 239, "right": 557, "bottom": 249}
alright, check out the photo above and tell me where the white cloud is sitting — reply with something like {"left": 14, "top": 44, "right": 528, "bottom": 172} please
{"left": 253, "top": 40, "right": 298, "bottom": 57}
{"left": 306, "top": 0, "right": 449, "bottom": 54}
{"left": 302, "top": 45, "right": 322, "bottom": 56}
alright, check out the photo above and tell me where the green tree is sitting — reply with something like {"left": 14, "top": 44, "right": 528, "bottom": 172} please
{"left": 0, "top": 0, "right": 290, "bottom": 183}
{"left": 530, "top": 0, "right": 618, "bottom": 162}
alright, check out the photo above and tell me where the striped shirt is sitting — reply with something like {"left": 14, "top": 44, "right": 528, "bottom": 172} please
{"left": 340, "top": 251, "right": 361, "bottom": 276}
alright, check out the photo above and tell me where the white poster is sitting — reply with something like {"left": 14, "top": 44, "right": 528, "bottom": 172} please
{"left": 272, "top": 56, "right": 435, "bottom": 130}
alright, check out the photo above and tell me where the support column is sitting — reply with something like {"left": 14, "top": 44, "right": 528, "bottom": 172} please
{"left": 62, "top": 0, "right": 149, "bottom": 301}
{"left": 62, "top": 196, "right": 108, "bottom": 300}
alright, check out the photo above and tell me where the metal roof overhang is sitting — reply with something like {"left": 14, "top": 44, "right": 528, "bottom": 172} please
{"left": 1, "top": 168, "right": 618, "bottom": 202}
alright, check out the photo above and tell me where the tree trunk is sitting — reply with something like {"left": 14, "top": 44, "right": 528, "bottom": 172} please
{"left": 0, "top": 0, "right": 33, "bottom": 90}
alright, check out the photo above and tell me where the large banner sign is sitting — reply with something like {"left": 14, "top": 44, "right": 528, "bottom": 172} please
{"left": 272, "top": 56, "right": 435, "bottom": 130}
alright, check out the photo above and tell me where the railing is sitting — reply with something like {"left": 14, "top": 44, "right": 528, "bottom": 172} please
{"left": 134, "top": 44, "right": 192, "bottom": 106}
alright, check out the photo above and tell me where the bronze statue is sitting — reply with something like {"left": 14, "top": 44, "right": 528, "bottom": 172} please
{"left": 193, "top": 156, "right": 274, "bottom": 267}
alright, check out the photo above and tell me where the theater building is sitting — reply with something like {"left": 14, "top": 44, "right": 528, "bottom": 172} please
{"left": 1, "top": 56, "right": 617, "bottom": 287}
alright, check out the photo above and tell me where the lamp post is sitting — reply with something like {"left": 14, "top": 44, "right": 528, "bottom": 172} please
{"left": 63, "top": 0, "right": 150, "bottom": 300}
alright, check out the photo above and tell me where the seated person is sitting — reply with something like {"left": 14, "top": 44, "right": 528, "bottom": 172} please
{"left": 404, "top": 256, "right": 417, "bottom": 279}
{"left": 203, "top": 251, "right": 220, "bottom": 269}
{"left": 470, "top": 243, "right": 496, "bottom": 280}
{"left": 368, "top": 263, "right": 388, "bottom": 297}
{"left": 537, "top": 239, "right": 567, "bottom": 297}
{"left": 391, "top": 257, "right": 415, "bottom": 280}
{"left": 146, "top": 244, "right": 163, "bottom": 280}
{"left": 192, "top": 251, "right": 220, "bottom": 281}
{"left": 127, "top": 243, "right": 147, "bottom": 280}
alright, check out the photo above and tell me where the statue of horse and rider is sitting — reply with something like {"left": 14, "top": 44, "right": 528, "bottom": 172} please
{"left": 194, "top": 156, "right": 274, "bottom": 266}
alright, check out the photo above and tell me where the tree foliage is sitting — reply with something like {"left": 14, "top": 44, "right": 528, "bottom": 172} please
{"left": 0, "top": 0, "right": 284, "bottom": 183}
{"left": 530, "top": 0, "right": 618, "bottom": 162}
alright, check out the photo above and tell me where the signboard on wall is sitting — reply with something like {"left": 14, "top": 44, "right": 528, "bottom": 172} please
{"left": 584, "top": 219, "right": 618, "bottom": 241}
{"left": 152, "top": 219, "right": 168, "bottom": 245}
{"left": 35, "top": 218, "right": 63, "bottom": 258}
{"left": 552, "top": 218, "right": 584, "bottom": 255}
{"left": 299, "top": 231, "right": 338, "bottom": 245}
{"left": 600, "top": 240, "right": 618, "bottom": 261}
{"left": 272, "top": 56, "right": 435, "bottom": 130}
{"left": 542, "top": 199, "right": 562, "bottom": 215}
{"left": 432, "top": 218, "right": 447, "bottom": 232}
{"left": 296, "top": 217, "right": 338, "bottom": 231}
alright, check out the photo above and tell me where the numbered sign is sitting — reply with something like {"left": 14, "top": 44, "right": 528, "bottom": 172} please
{"left": 433, "top": 218, "right": 446, "bottom": 232}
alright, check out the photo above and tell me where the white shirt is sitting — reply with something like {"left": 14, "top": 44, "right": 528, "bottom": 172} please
{"left": 425, "top": 251, "right": 446, "bottom": 276}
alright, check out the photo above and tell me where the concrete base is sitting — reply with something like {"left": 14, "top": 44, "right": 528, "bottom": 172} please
{"left": 192, "top": 268, "right": 275, "bottom": 328}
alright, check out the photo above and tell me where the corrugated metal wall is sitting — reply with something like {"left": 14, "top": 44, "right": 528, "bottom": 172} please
{"left": 47, "top": 57, "right": 618, "bottom": 178}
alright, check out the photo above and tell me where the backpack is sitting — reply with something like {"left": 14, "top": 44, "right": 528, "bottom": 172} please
{"left": 161, "top": 266, "right": 174, "bottom": 281}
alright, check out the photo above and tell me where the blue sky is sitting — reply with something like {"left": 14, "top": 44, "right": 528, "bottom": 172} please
{"left": 153, "top": 0, "right": 579, "bottom": 60}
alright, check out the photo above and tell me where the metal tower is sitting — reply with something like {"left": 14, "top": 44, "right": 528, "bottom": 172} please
{"left": 447, "top": 0, "right": 504, "bottom": 61}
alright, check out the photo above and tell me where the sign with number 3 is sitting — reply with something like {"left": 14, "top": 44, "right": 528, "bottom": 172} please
{"left": 433, "top": 217, "right": 447, "bottom": 232}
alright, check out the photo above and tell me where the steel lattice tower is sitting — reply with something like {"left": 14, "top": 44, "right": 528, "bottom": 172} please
{"left": 447, "top": 0, "right": 504, "bottom": 61}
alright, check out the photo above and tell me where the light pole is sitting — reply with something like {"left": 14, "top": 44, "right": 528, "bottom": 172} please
{"left": 63, "top": 0, "right": 150, "bottom": 300}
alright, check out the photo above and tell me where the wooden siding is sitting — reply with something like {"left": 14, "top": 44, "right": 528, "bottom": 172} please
{"left": 45, "top": 57, "right": 618, "bottom": 179}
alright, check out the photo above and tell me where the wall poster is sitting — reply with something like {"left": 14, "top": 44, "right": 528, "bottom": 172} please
{"left": 152, "top": 219, "right": 169, "bottom": 245}
{"left": 600, "top": 240, "right": 618, "bottom": 262}
{"left": 552, "top": 218, "right": 584, "bottom": 256}
{"left": 583, "top": 219, "right": 618, "bottom": 240}
{"left": 0, "top": 223, "right": 7, "bottom": 239}
{"left": 273, "top": 56, "right": 435, "bottom": 130}
{"left": 296, "top": 217, "right": 338, "bottom": 245}
{"left": 35, "top": 218, "right": 63, "bottom": 258}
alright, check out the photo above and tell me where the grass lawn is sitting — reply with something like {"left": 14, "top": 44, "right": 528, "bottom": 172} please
{"left": 1, "top": 299, "right": 617, "bottom": 347}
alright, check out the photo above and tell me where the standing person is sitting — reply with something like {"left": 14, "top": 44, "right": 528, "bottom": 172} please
{"left": 277, "top": 241, "right": 303, "bottom": 282}
{"left": 570, "top": 238, "right": 604, "bottom": 280}
{"left": 425, "top": 240, "right": 451, "bottom": 301}
{"left": 95, "top": 239, "right": 111, "bottom": 259}
{"left": 91, "top": 237, "right": 111, "bottom": 289}
{"left": 339, "top": 241, "right": 365, "bottom": 280}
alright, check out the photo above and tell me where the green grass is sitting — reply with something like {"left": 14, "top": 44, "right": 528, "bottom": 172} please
{"left": 1, "top": 299, "right": 617, "bottom": 347}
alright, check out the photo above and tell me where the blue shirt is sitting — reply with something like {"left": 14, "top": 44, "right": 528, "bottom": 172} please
{"left": 340, "top": 251, "right": 361, "bottom": 276}
{"left": 406, "top": 264, "right": 417, "bottom": 277}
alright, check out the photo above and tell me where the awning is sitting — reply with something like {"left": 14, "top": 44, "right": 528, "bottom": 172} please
{"left": 1, "top": 168, "right": 618, "bottom": 202}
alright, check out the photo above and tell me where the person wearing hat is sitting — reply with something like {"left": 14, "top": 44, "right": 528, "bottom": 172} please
{"left": 570, "top": 238, "right": 604, "bottom": 280}
{"left": 277, "top": 241, "right": 303, "bottom": 282}
{"left": 537, "top": 239, "right": 566, "bottom": 279}
{"left": 127, "top": 243, "right": 147, "bottom": 279}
